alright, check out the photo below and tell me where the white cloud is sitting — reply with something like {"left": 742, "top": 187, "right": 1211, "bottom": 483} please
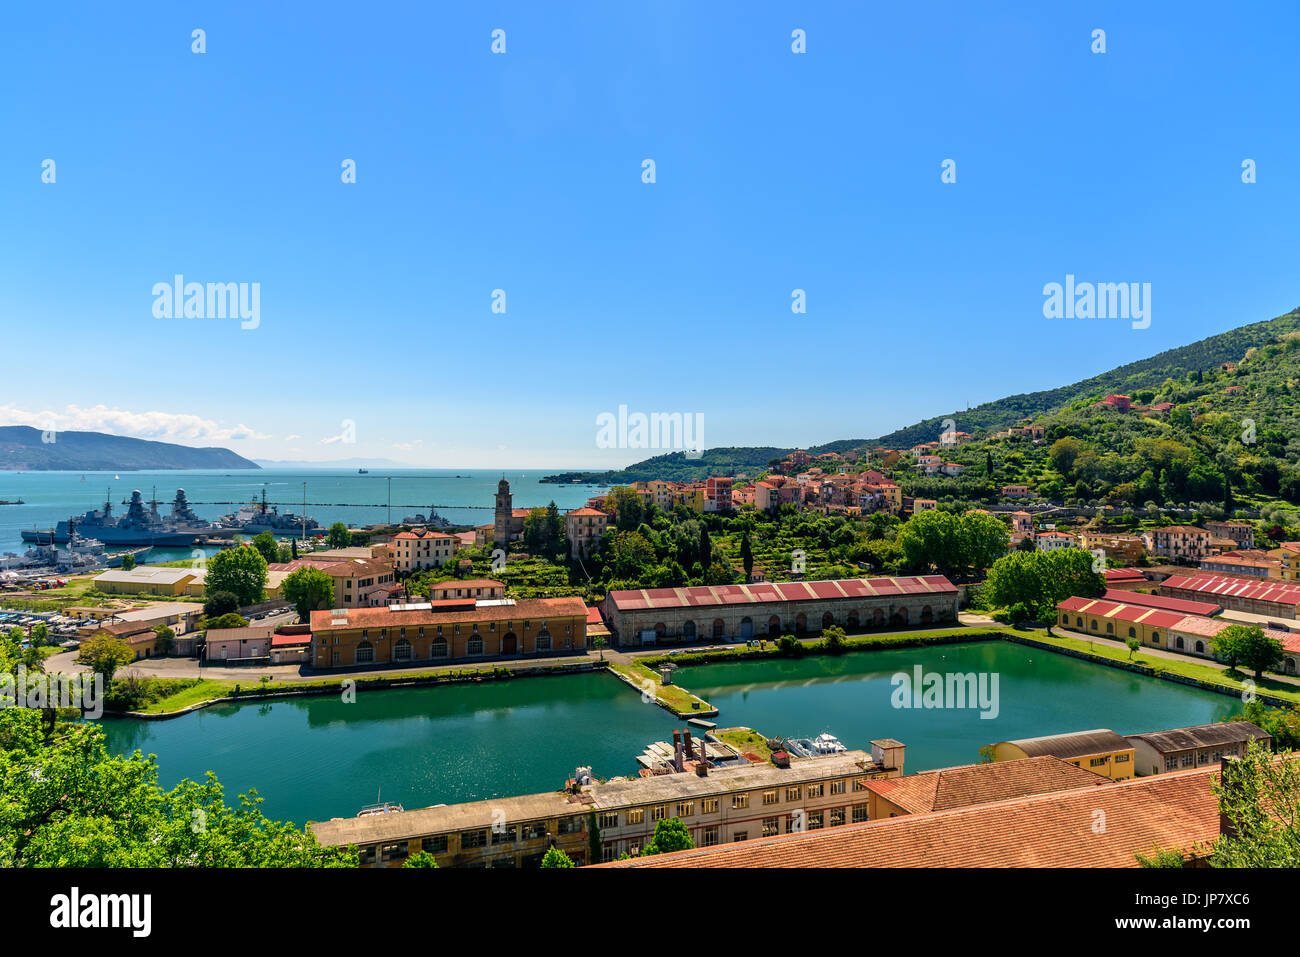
{"left": 285, "top": 434, "right": 302, "bottom": 441}
{"left": 392, "top": 440, "right": 423, "bottom": 451}
{"left": 0, "top": 403, "right": 270, "bottom": 443}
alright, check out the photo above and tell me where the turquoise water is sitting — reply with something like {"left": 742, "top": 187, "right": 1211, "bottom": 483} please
{"left": 0, "top": 468, "right": 605, "bottom": 553}
{"left": 99, "top": 642, "right": 1241, "bottom": 826}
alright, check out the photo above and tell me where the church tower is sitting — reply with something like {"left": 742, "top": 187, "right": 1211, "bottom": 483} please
{"left": 493, "top": 477, "right": 512, "bottom": 547}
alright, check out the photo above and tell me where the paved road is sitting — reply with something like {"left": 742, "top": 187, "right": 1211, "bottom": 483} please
{"left": 1053, "top": 626, "right": 1300, "bottom": 688}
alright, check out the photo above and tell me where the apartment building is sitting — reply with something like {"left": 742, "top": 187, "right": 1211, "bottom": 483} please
{"left": 392, "top": 528, "right": 460, "bottom": 572}
{"left": 1205, "top": 521, "right": 1255, "bottom": 550}
{"left": 311, "top": 742, "right": 905, "bottom": 868}
{"left": 1077, "top": 531, "right": 1146, "bottom": 563}
{"left": 565, "top": 506, "right": 609, "bottom": 559}
{"left": 1142, "top": 525, "right": 1214, "bottom": 563}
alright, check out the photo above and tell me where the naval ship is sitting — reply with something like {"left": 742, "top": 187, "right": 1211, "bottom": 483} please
{"left": 21, "top": 488, "right": 237, "bottom": 546}
{"left": 218, "top": 488, "right": 319, "bottom": 535}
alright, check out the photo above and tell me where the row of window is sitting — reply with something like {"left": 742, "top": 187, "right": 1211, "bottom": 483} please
{"left": 599, "top": 805, "right": 869, "bottom": 861}
{"left": 596, "top": 779, "right": 862, "bottom": 829}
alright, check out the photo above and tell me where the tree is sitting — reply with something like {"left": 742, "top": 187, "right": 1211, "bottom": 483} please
{"left": 1234, "top": 626, "right": 1285, "bottom": 680}
{"left": 76, "top": 634, "right": 135, "bottom": 684}
{"left": 741, "top": 533, "right": 754, "bottom": 581}
{"left": 592, "top": 635, "right": 605, "bottom": 661}
{"left": 203, "top": 591, "right": 240, "bottom": 619}
{"left": 0, "top": 708, "right": 355, "bottom": 867}
{"left": 282, "top": 566, "right": 336, "bottom": 622}
{"left": 403, "top": 851, "right": 439, "bottom": 868}
{"left": 204, "top": 545, "right": 268, "bottom": 607}
{"left": 984, "top": 548, "right": 1103, "bottom": 621}
{"left": 642, "top": 817, "right": 694, "bottom": 856}
{"left": 326, "top": 522, "right": 351, "bottom": 549}
{"left": 699, "top": 526, "right": 713, "bottom": 568}
{"left": 30, "top": 623, "right": 49, "bottom": 646}
{"left": 540, "top": 846, "right": 575, "bottom": 868}
{"left": 1125, "top": 636, "right": 1140, "bottom": 659}
{"left": 251, "top": 531, "right": 279, "bottom": 564}
{"left": 119, "top": 553, "right": 136, "bottom": 571}
{"left": 604, "top": 487, "right": 645, "bottom": 532}
{"left": 202, "top": 613, "right": 249, "bottom": 631}
{"left": 1209, "top": 741, "right": 1300, "bottom": 867}
{"left": 1212, "top": 624, "right": 1251, "bottom": 670}
{"left": 153, "top": 625, "right": 175, "bottom": 655}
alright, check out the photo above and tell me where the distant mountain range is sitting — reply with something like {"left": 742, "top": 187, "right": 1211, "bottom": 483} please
{"left": 542, "top": 307, "right": 1300, "bottom": 484}
{"left": 0, "top": 426, "right": 260, "bottom": 471}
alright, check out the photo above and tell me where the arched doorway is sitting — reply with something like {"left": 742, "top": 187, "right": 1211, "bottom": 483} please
{"left": 891, "top": 607, "right": 908, "bottom": 627}
{"left": 848, "top": 610, "right": 860, "bottom": 629}
{"left": 871, "top": 609, "right": 884, "bottom": 628}
{"left": 502, "top": 632, "right": 517, "bottom": 655}
{"left": 355, "top": 640, "right": 374, "bottom": 664}
{"left": 739, "top": 617, "right": 754, "bottom": 640}
{"left": 821, "top": 612, "right": 834, "bottom": 630}
{"left": 1287, "top": 658, "right": 1297, "bottom": 675}
{"left": 712, "top": 618, "right": 725, "bottom": 640}
{"left": 920, "top": 605, "right": 933, "bottom": 624}
{"left": 768, "top": 616, "right": 781, "bottom": 635}
{"left": 536, "top": 628, "right": 552, "bottom": 652}
{"left": 682, "top": 620, "right": 697, "bottom": 641}
{"left": 795, "top": 613, "right": 807, "bottom": 635}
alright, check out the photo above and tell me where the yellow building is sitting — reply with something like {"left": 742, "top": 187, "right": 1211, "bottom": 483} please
{"left": 1055, "top": 596, "right": 1185, "bottom": 650}
{"left": 92, "top": 567, "right": 199, "bottom": 596}
{"left": 992, "top": 729, "right": 1136, "bottom": 781}
{"left": 1268, "top": 544, "right": 1300, "bottom": 582}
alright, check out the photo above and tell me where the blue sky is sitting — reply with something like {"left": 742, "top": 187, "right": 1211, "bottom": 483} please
{"left": 1, "top": 1, "right": 1296, "bottom": 468}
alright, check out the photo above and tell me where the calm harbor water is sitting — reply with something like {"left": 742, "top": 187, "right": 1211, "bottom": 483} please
{"left": 99, "top": 642, "right": 1239, "bottom": 826}
{"left": 0, "top": 468, "right": 605, "bottom": 554}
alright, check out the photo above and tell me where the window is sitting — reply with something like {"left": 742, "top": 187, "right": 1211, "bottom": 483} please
{"left": 355, "top": 642, "right": 374, "bottom": 664}
{"left": 626, "top": 809, "right": 645, "bottom": 825}
{"left": 522, "top": 822, "right": 547, "bottom": 840}
{"left": 422, "top": 835, "right": 448, "bottom": 854}
{"left": 431, "top": 638, "right": 448, "bottom": 658}
{"left": 762, "top": 790, "right": 779, "bottom": 806}
{"left": 762, "top": 818, "right": 780, "bottom": 837}
{"left": 379, "top": 842, "right": 408, "bottom": 863}
{"left": 676, "top": 802, "right": 694, "bottom": 818}
{"left": 1165, "top": 756, "right": 1179, "bottom": 771}
{"left": 598, "top": 812, "right": 618, "bottom": 829}
{"left": 461, "top": 829, "right": 487, "bottom": 849}
{"left": 852, "top": 779, "right": 869, "bottom": 792}
{"left": 732, "top": 831, "right": 748, "bottom": 843}
{"left": 701, "top": 799, "right": 719, "bottom": 814}
{"left": 650, "top": 805, "right": 667, "bottom": 822}
{"left": 785, "top": 786, "right": 801, "bottom": 802}
{"left": 468, "top": 636, "right": 484, "bottom": 656}
{"left": 491, "top": 826, "right": 516, "bottom": 845}
{"left": 1115, "top": 754, "right": 1130, "bottom": 763}
{"left": 1181, "top": 754, "right": 1195, "bottom": 768}
{"left": 393, "top": 638, "right": 412, "bottom": 661}
{"left": 558, "top": 816, "right": 583, "bottom": 835}
{"left": 829, "top": 808, "right": 846, "bottom": 827}
{"left": 806, "top": 783, "right": 824, "bottom": 798}
{"left": 732, "top": 794, "right": 749, "bottom": 810}
{"left": 1089, "top": 757, "right": 1108, "bottom": 768}
{"left": 806, "top": 811, "right": 824, "bottom": 830}
{"left": 830, "top": 780, "right": 846, "bottom": 795}
{"left": 852, "top": 804, "right": 868, "bottom": 824}
{"left": 700, "top": 827, "right": 720, "bottom": 847}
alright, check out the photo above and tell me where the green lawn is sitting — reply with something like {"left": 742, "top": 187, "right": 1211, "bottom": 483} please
{"left": 714, "top": 727, "right": 773, "bottom": 761}
{"left": 608, "top": 661, "right": 714, "bottom": 716}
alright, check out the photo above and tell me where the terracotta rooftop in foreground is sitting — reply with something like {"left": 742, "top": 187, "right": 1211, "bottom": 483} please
{"left": 598, "top": 767, "right": 1219, "bottom": 868}
{"left": 862, "top": 756, "right": 1109, "bottom": 815}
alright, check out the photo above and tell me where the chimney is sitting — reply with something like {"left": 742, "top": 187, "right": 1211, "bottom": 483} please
{"left": 673, "top": 730, "right": 684, "bottom": 773}
{"left": 683, "top": 729, "right": 695, "bottom": 759}
{"left": 696, "top": 759, "right": 708, "bottom": 777}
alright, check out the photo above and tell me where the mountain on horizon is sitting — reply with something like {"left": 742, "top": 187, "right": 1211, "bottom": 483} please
{"left": 0, "top": 426, "right": 260, "bottom": 471}
{"left": 544, "top": 306, "right": 1300, "bottom": 484}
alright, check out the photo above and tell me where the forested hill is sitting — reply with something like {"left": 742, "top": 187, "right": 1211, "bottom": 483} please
{"left": 544, "top": 306, "right": 1300, "bottom": 485}
{"left": 0, "top": 426, "right": 260, "bottom": 471}
{"left": 874, "top": 308, "right": 1300, "bottom": 449}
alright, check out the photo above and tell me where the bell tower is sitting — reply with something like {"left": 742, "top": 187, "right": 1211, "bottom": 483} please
{"left": 493, "top": 478, "right": 512, "bottom": 547}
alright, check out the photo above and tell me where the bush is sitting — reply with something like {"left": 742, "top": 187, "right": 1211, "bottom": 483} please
{"left": 776, "top": 635, "right": 804, "bottom": 657}
{"left": 203, "top": 591, "right": 241, "bottom": 618}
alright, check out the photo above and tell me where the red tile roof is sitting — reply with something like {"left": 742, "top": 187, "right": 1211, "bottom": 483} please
{"left": 1101, "top": 589, "right": 1221, "bottom": 616}
{"left": 863, "top": 756, "right": 1109, "bottom": 814}
{"left": 310, "top": 596, "right": 586, "bottom": 631}
{"left": 1103, "top": 568, "right": 1146, "bottom": 583}
{"left": 606, "top": 576, "right": 957, "bottom": 612}
{"left": 598, "top": 768, "right": 1219, "bottom": 868}
{"left": 1056, "top": 596, "right": 1185, "bottom": 629}
{"left": 1163, "top": 574, "right": 1300, "bottom": 607}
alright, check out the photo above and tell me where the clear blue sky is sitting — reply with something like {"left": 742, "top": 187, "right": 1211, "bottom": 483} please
{"left": 1, "top": 2, "right": 1296, "bottom": 468}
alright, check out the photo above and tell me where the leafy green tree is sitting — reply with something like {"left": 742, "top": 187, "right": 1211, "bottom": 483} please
{"left": 326, "top": 522, "right": 352, "bottom": 549}
{"left": 540, "top": 846, "right": 576, "bottom": 868}
{"left": 403, "top": 850, "right": 439, "bottom": 868}
{"left": 201, "top": 613, "right": 249, "bottom": 631}
{"left": 642, "top": 817, "right": 694, "bottom": 856}
{"left": 1234, "top": 626, "right": 1285, "bottom": 680}
{"left": 251, "top": 531, "right": 279, "bottom": 564}
{"left": 0, "top": 708, "right": 355, "bottom": 867}
{"left": 282, "top": 566, "right": 336, "bottom": 622}
{"left": 205, "top": 545, "right": 268, "bottom": 607}
{"left": 119, "top": 553, "right": 136, "bottom": 571}
{"left": 605, "top": 487, "right": 645, "bottom": 532}
{"left": 1210, "top": 741, "right": 1300, "bottom": 867}
{"left": 1125, "top": 636, "right": 1140, "bottom": 659}
{"left": 203, "top": 590, "right": 240, "bottom": 619}
{"left": 984, "top": 548, "right": 1103, "bottom": 621}
{"left": 30, "top": 623, "right": 49, "bottom": 646}
{"left": 153, "top": 624, "right": 175, "bottom": 655}
{"left": 741, "top": 533, "right": 754, "bottom": 581}
{"left": 75, "top": 634, "right": 135, "bottom": 684}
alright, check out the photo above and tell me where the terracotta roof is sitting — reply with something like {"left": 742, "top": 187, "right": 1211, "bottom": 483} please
{"left": 427, "top": 579, "right": 504, "bottom": 591}
{"left": 606, "top": 576, "right": 957, "bottom": 612}
{"left": 1163, "top": 574, "right": 1300, "bottom": 607}
{"left": 862, "top": 756, "right": 1109, "bottom": 814}
{"left": 1103, "top": 568, "right": 1147, "bottom": 582}
{"left": 1149, "top": 526, "right": 1211, "bottom": 535}
{"left": 1101, "top": 589, "right": 1221, "bottom": 616}
{"left": 566, "top": 507, "right": 607, "bottom": 517}
{"left": 599, "top": 768, "right": 1219, "bottom": 868}
{"left": 309, "top": 596, "right": 587, "bottom": 631}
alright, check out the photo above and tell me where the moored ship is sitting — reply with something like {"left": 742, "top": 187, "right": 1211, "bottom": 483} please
{"left": 219, "top": 488, "right": 319, "bottom": 536}
{"left": 21, "top": 488, "right": 234, "bottom": 546}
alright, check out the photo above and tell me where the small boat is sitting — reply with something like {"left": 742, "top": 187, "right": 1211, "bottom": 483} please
{"left": 357, "top": 468, "right": 369, "bottom": 474}
{"left": 357, "top": 788, "right": 402, "bottom": 816}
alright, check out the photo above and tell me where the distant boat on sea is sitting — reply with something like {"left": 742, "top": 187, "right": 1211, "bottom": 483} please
{"left": 358, "top": 468, "right": 369, "bottom": 474}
